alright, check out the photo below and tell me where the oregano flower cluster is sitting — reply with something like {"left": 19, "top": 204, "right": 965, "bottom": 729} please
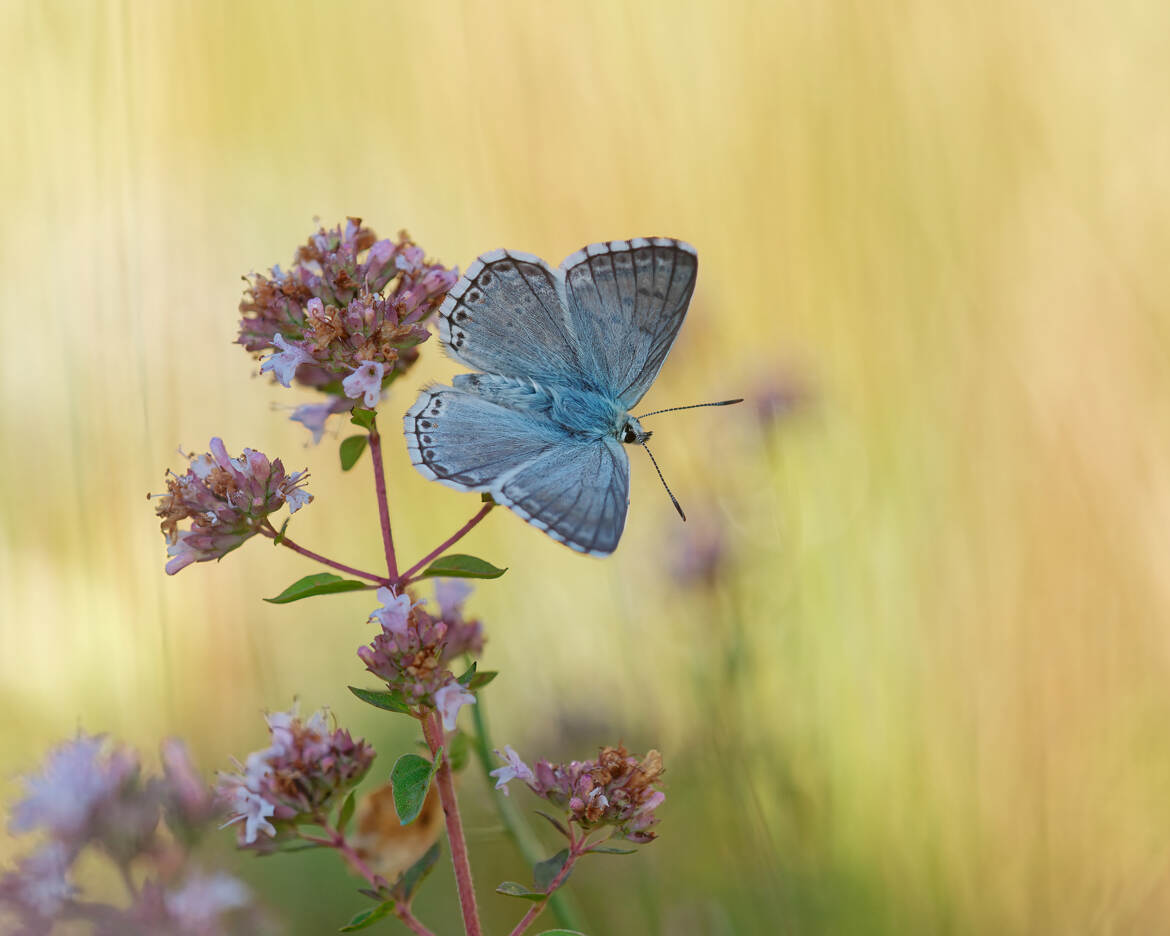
{"left": 6, "top": 219, "right": 671, "bottom": 936}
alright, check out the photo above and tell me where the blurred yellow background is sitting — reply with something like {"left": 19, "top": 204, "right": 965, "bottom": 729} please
{"left": 4, "top": 0, "right": 1170, "bottom": 932}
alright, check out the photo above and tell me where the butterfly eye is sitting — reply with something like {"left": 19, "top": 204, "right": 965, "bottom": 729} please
{"left": 622, "top": 426, "right": 636, "bottom": 444}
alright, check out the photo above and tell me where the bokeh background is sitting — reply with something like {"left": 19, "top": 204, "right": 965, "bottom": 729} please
{"left": 3, "top": 0, "right": 1170, "bottom": 933}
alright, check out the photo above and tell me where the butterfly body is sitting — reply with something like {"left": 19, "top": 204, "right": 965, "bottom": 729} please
{"left": 405, "top": 238, "right": 697, "bottom": 556}
{"left": 452, "top": 373, "right": 639, "bottom": 443}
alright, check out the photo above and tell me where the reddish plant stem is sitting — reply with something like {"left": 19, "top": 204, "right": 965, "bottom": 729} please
{"left": 260, "top": 525, "right": 390, "bottom": 585}
{"left": 422, "top": 711, "right": 483, "bottom": 936}
{"left": 367, "top": 426, "right": 399, "bottom": 581}
{"left": 396, "top": 907, "right": 437, "bottom": 936}
{"left": 398, "top": 503, "right": 495, "bottom": 584}
{"left": 507, "top": 834, "right": 587, "bottom": 936}
{"left": 305, "top": 824, "right": 438, "bottom": 936}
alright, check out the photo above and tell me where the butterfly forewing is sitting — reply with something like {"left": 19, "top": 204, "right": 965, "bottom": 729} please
{"left": 559, "top": 238, "right": 697, "bottom": 406}
{"left": 438, "top": 249, "right": 585, "bottom": 385}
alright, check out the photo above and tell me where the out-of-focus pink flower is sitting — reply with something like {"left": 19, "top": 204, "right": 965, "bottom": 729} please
{"left": 160, "top": 739, "right": 218, "bottom": 829}
{"left": 9, "top": 734, "right": 135, "bottom": 841}
{"left": 342, "top": 361, "right": 385, "bottom": 409}
{"left": 0, "top": 842, "right": 76, "bottom": 922}
{"left": 152, "top": 439, "right": 311, "bottom": 574}
{"left": 163, "top": 871, "right": 251, "bottom": 930}
{"left": 289, "top": 397, "right": 353, "bottom": 444}
{"left": 435, "top": 579, "right": 473, "bottom": 617}
{"left": 488, "top": 745, "right": 534, "bottom": 795}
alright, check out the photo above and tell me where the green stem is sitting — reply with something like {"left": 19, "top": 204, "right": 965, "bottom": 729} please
{"left": 469, "top": 695, "right": 589, "bottom": 932}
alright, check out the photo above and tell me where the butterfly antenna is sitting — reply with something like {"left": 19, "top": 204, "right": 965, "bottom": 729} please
{"left": 640, "top": 442, "right": 686, "bottom": 522}
{"left": 635, "top": 399, "right": 744, "bottom": 419}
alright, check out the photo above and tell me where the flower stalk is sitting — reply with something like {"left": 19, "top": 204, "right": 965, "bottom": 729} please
{"left": 422, "top": 711, "right": 482, "bottom": 936}
{"left": 367, "top": 423, "right": 399, "bottom": 581}
{"left": 399, "top": 503, "right": 495, "bottom": 584}
{"left": 260, "top": 523, "right": 390, "bottom": 585}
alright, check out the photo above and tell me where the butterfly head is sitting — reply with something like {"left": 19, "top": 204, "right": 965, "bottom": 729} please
{"left": 619, "top": 417, "right": 651, "bottom": 445}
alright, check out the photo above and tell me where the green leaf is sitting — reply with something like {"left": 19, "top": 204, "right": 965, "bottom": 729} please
{"left": 467, "top": 670, "right": 498, "bottom": 691}
{"left": 348, "top": 686, "right": 413, "bottom": 715}
{"left": 536, "top": 931, "right": 590, "bottom": 935}
{"left": 455, "top": 662, "right": 477, "bottom": 686}
{"left": 588, "top": 845, "right": 637, "bottom": 855}
{"left": 260, "top": 840, "right": 326, "bottom": 856}
{"left": 390, "top": 750, "right": 441, "bottom": 825}
{"left": 340, "top": 435, "right": 369, "bottom": 471}
{"left": 337, "top": 791, "right": 357, "bottom": 834}
{"left": 533, "top": 849, "right": 569, "bottom": 891}
{"left": 339, "top": 900, "right": 396, "bottom": 931}
{"left": 265, "top": 573, "right": 370, "bottom": 604}
{"left": 392, "top": 841, "right": 441, "bottom": 902}
{"left": 273, "top": 518, "right": 290, "bottom": 545}
{"left": 447, "top": 730, "right": 470, "bottom": 772}
{"left": 420, "top": 554, "right": 507, "bottom": 580}
{"left": 495, "top": 881, "right": 545, "bottom": 901}
{"left": 350, "top": 407, "right": 376, "bottom": 430}
{"left": 533, "top": 811, "right": 569, "bottom": 837}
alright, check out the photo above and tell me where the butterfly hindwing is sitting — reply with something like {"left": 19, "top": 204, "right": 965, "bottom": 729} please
{"left": 559, "top": 238, "right": 697, "bottom": 406}
{"left": 494, "top": 437, "right": 630, "bottom": 557}
{"left": 404, "top": 387, "right": 562, "bottom": 491}
{"left": 404, "top": 387, "right": 630, "bottom": 556}
{"left": 438, "top": 249, "right": 585, "bottom": 385}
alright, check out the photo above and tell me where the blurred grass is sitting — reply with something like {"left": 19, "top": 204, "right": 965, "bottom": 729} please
{"left": 3, "top": 0, "right": 1170, "bottom": 932}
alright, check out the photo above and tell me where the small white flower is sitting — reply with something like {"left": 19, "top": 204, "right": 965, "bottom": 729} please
{"left": 284, "top": 483, "right": 312, "bottom": 513}
{"left": 342, "top": 361, "right": 385, "bottom": 409}
{"left": 372, "top": 587, "right": 418, "bottom": 638}
{"left": 260, "top": 334, "right": 315, "bottom": 388}
{"left": 225, "top": 786, "right": 276, "bottom": 844}
{"left": 433, "top": 683, "right": 476, "bottom": 732}
{"left": 488, "top": 745, "right": 533, "bottom": 795}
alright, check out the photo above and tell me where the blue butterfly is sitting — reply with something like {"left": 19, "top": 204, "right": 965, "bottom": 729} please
{"left": 404, "top": 237, "right": 737, "bottom": 556}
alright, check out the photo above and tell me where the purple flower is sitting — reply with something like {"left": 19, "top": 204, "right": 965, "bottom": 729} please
{"left": 217, "top": 704, "right": 374, "bottom": 849}
{"left": 371, "top": 587, "right": 419, "bottom": 638}
{"left": 435, "top": 579, "right": 473, "bottom": 617}
{"left": 236, "top": 220, "right": 456, "bottom": 394}
{"left": 259, "top": 333, "right": 315, "bottom": 387}
{"left": 289, "top": 399, "right": 351, "bottom": 444}
{"left": 0, "top": 842, "right": 76, "bottom": 922}
{"left": 152, "top": 439, "right": 311, "bottom": 574}
{"left": 160, "top": 739, "right": 217, "bottom": 828}
{"left": 342, "top": 361, "right": 385, "bottom": 409}
{"left": 433, "top": 683, "right": 475, "bottom": 731}
{"left": 488, "top": 745, "right": 533, "bottom": 795}
{"left": 9, "top": 734, "right": 134, "bottom": 840}
{"left": 518, "top": 745, "right": 666, "bottom": 843}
